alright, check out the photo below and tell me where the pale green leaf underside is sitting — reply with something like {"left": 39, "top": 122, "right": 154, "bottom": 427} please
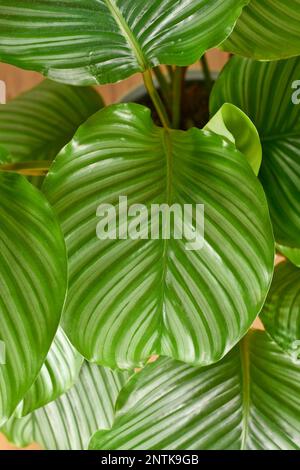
{"left": 16, "top": 327, "right": 83, "bottom": 418}
{"left": 0, "top": 172, "right": 67, "bottom": 425}
{"left": 204, "top": 103, "right": 262, "bottom": 175}
{"left": 43, "top": 103, "right": 274, "bottom": 370}
{"left": 2, "top": 362, "right": 129, "bottom": 450}
{"left": 0, "top": 0, "right": 248, "bottom": 85}
{"left": 0, "top": 79, "right": 103, "bottom": 164}
{"left": 90, "top": 331, "right": 300, "bottom": 450}
{"left": 222, "top": 0, "right": 300, "bottom": 60}
{"left": 210, "top": 56, "right": 300, "bottom": 249}
{"left": 277, "top": 244, "right": 300, "bottom": 267}
{"left": 261, "top": 261, "right": 300, "bottom": 358}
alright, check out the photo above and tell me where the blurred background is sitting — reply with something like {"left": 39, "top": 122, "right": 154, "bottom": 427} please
{"left": 0, "top": 49, "right": 228, "bottom": 451}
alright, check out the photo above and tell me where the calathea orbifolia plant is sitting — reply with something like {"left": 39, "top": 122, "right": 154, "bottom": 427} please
{"left": 0, "top": 0, "right": 299, "bottom": 451}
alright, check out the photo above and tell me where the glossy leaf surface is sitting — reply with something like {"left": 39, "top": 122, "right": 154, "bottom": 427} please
{"left": 261, "top": 261, "right": 300, "bottom": 358}
{"left": 204, "top": 102, "right": 262, "bottom": 175}
{"left": 90, "top": 331, "right": 300, "bottom": 450}
{"left": 210, "top": 56, "right": 300, "bottom": 248}
{"left": 2, "top": 362, "right": 129, "bottom": 450}
{"left": 0, "top": 172, "right": 67, "bottom": 425}
{"left": 0, "top": 0, "right": 248, "bottom": 85}
{"left": 0, "top": 80, "right": 103, "bottom": 164}
{"left": 43, "top": 103, "right": 274, "bottom": 369}
{"left": 17, "top": 328, "right": 83, "bottom": 417}
{"left": 223, "top": 0, "right": 300, "bottom": 60}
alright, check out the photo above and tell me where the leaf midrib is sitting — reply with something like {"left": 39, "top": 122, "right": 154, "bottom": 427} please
{"left": 103, "top": 0, "right": 147, "bottom": 71}
{"left": 156, "top": 129, "right": 173, "bottom": 351}
{"left": 240, "top": 332, "right": 251, "bottom": 450}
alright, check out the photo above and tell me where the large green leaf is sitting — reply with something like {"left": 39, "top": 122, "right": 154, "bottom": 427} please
{"left": 2, "top": 362, "right": 129, "bottom": 450}
{"left": 43, "top": 103, "right": 274, "bottom": 370}
{"left": 210, "top": 56, "right": 300, "bottom": 249}
{"left": 261, "top": 261, "right": 300, "bottom": 359}
{"left": 0, "top": 79, "right": 103, "bottom": 165}
{"left": 0, "top": 0, "right": 248, "bottom": 85}
{"left": 0, "top": 172, "right": 67, "bottom": 425}
{"left": 90, "top": 330, "right": 300, "bottom": 450}
{"left": 222, "top": 0, "right": 300, "bottom": 60}
{"left": 16, "top": 327, "right": 83, "bottom": 418}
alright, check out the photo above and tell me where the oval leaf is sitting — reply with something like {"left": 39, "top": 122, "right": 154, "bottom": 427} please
{"left": 204, "top": 102, "right": 262, "bottom": 175}
{"left": 0, "top": 0, "right": 248, "bottom": 85}
{"left": 90, "top": 330, "right": 300, "bottom": 450}
{"left": 222, "top": 0, "right": 300, "bottom": 60}
{"left": 0, "top": 172, "right": 67, "bottom": 424}
{"left": 2, "top": 362, "right": 129, "bottom": 450}
{"left": 210, "top": 56, "right": 300, "bottom": 249}
{"left": 261, "top": 261, "right": 300, "bottom": 359}
{"left": 16, "top": 327, "right": 83, "bottom": 417}
{"left": 43, "top": 103, "right": 274, "bottom": 370}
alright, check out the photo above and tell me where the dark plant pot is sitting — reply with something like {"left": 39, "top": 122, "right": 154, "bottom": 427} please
{"left": 120, "top": 70, "right": 219, "bottom": 129}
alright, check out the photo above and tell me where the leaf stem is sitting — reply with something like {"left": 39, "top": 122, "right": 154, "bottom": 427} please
{"left": 0, "top": 161, "right": 51, "bottom": 176}
{"left": 200, "top": 54, "right": 213, "bottom": 91}
{"left": 153, "top": 66, "right": 171, "bottom": 105}
{"left": 143, "top": 70, "right": 171, "bottom": 129}
{"left": 166, "top": 65, "right": 174, "bottom": 81}
{"left": 172, "top": 67, "right": 185, "bottom": 129}
{"left": 240, "top": 331, "right": 251, "bottom": 450}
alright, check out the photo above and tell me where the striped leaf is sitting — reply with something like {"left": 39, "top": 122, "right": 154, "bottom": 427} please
{"left": 43, "top": 103, "right": 274, "bottom": 370}
{"left": 16, "top": 328, "right": 83, "bottom": 418}
{"left": 210, "top": 56, "right": 300, "bottom": 249}
{"left": 0, "top": 172, "right": 67, "bottom": 425}
{"left": 222, "top": 0, "right": 300, "bottom": 60}
{"left": 1, "top": 414, "right": 32, "bottom": 448}
{"left": 0, "top": 0, "right": 249, "bottom": 85}
{"left": 90, "top": 330, "right": 300, "bottom": 450}
{"left": 2, "top": 362, "right": 129, "bottom": 450}
{"left": 0, "top": 79, "right": 103, "bottom": 165}
{"left": 261, "top": 261, "right": 300, "bottom": 358}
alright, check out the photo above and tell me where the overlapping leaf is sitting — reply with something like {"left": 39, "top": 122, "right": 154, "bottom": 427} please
{"left": 0, "top": 172, "right": 67, "bottom": 425}
{"left": 43, "top": 103, "right": 274, "bottom": 370}
{"left": 90, "top": 330, "right": 300, "bottom": 450}
{"left": 0, "top": 0, "right": 248, "bottom": 85}
{"left": 204, "top": 103, "right": 262, "bottom": 175}
{"left": 223, "top": 0, "right": 300, "bottom": 60}
{"left": 277, "top": 244, "right": 300, "bottom": 267}
{"left": 210, "top": 56, "right": 300, "bottom": 249}
{"left": 2, "top": 362, "right": 129, "bottom": 450}
{"left": 261, "top": 261, "right": 300, "bottom": 358}
{"left": 0, "top": 79, "right": 103, "bottom": 165}
{"left": 16, "top": 328, "right": 83, "bottom": 418}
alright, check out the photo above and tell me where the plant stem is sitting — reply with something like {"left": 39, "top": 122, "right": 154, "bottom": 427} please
{"left": 0, "top": 160, "right": 51, "bottom": 176}
{"left": 153, "top": 66, "right": 171, "bottom": 105}
{"left": 166, "top": 65, "right": 174, "bottom": 81}
{"left": 172, "top": 66, "right": 184, "bottom": 129}
{"left": 200, "top": 54, "right": 213, "bottom": 91}
{"left": 143, "top": 70, "right": 171, "bottom": 129}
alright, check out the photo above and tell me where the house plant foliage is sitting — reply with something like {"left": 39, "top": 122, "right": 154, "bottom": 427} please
{"left": 0, "top": 0, "right": 299, "bottom": 450}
